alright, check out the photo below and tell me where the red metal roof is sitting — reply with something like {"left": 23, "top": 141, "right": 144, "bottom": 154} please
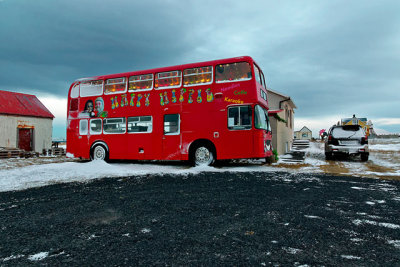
{"left": 0, "top": 90, "right": 54, "bottom": 118}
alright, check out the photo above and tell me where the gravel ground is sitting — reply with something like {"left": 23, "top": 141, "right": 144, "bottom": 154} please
{"left": 1, "top": 171, "right": 400, "bottom": 266}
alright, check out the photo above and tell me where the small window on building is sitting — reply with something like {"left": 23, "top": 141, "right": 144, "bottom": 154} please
{"left": 79, "top": 119, "right": 88, "bottom": 135}
{"left": 128, "top": 116, "right": 152, "bottom": 133}
{"left": 70, "top": 84, "right": 79, "bottom": 98}
{"left": 129, "top": 74, "right": 153, "bottom": 91}
{"left": 103, "top": 118, "right": 126, "bottom": 134}
{"left": 155, "top": 71, "right": 182, "bottom": 89}
{"left": 164, "top": 114, "right": 180, "bottom": 135}
{"left": 80, "top": 80, "right": 103, "bottom": 97}
{"left": 104, "top": 77, "right": 127, "bottom": 94}
{"left": 228, "top": 106, "right": 252, "bottom": 130}
{"left": 183, "top": 66, "right": 213, "bottom": 86}
{"left": 215, "top": 62, "right": 252, "bottom": 83}
{"left": 90, "top": 119, "right": 102, "bottom": 134}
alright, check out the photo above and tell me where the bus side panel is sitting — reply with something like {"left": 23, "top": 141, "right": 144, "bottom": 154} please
{"left": 67, "top": 119, "right": 91, "bottom": 159}
{"left": 180, "top": 109, "right": 222, "bottom": 161}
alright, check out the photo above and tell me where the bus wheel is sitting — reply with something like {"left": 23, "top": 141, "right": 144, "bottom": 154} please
{"left": 193, "top": 146, "right": 214, "bottom": 166}
{"left": 91, "top": 144, "right": 108, "bottom": 161}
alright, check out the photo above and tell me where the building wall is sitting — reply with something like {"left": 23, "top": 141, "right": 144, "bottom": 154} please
{"left": 0, "top": 115, "right": 53, "bottom": 152}
{"left": 270, "top": 108, "right": 294, "bottom": 155}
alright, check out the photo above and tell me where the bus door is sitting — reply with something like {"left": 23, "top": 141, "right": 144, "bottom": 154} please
{"left": 162, "top": 114, "right": 181, "bottom": 160}
{"left": 226, "top": 105, "right": 253, "bottom": 158}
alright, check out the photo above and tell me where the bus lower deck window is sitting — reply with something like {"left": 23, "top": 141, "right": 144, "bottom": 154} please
{"left": 104, "top": 118, "right": 126, "bottom": 134}
{"left": 164, "top": 114, "right": 180, "bottom": 134}
{"left": 228, "top": 106, "right": 252, "bottom": 130}
{"left": 128, "top": 116, "right": 152, "bottom": 133}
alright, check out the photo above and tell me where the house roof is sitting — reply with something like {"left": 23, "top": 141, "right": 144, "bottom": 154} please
{"left": 296, "top": 126, "right": 312, "bottom": 133}
{"left": 0, "top": 90, "right": 54, "bottom": 119}
{"left": 267, "top": 88, "right": 297, "bottom": 109}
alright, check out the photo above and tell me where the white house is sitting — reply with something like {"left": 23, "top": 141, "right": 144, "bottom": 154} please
{"left": 0, "top": 90, "right": 54, "bottom": 153}
{"left": 294, "top": 126, "right": 312, "bottom": 140}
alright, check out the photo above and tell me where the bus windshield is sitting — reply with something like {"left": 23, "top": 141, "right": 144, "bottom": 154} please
{"left": 255, "top": 105, "right": 270, "bottom": 131}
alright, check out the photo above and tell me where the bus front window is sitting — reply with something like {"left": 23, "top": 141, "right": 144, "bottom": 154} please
{"left": 255, "top": 105, "right": 270, "bottom": 131}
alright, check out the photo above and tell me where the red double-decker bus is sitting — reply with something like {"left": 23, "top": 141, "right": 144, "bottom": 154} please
{"left": 67, "top": 56, "right": 272, "bottom": 165}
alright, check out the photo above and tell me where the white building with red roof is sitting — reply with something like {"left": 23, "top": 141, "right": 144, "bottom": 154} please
{"left": 0, "top": 90, "right": 54, "bottom": 153}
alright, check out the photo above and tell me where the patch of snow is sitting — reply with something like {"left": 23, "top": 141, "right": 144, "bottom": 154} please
{"left": 352, "top": 219, "right": 400, "bottom": 229}
{"left": 365, "top": 201, "right": 375, "bottom": 205}
{"left": 2, "top": 254, "right": 25, "bottom": 262}
{"left": 28, "top": 252, "right": 49, "bottom": 261}
{"left": 140, "top": 228, "right": 151, "bottom": 234}
{"left": 351, "top": 187, "right": 369, "bottom": 190}
{"left": 304, "top": 215, "right": 322, "bottom": 219}
{"left": 284, "top": 247, "right": 302, "bottom": 254}
{"left": 369, "top": 143, "right": 400, "bottom": 151}
{"left": 341, "top": 255, "right": 361, "bottom": 260}
{"left": 388, "top": 240, "right": 400, "bottom": 249}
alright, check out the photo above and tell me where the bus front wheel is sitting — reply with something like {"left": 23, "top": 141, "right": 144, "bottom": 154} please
{"left": 192, "top": 146, "right": 215, "bottom": 166}
{"left": 91, "top": 144, "right": 108, "bottom": 161}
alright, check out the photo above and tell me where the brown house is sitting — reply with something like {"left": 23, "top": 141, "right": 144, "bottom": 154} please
{"left": 0, "top": 90, "right": 54, "bottom": 153}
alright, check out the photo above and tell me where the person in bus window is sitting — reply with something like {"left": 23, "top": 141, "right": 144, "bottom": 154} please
{"left": 80, "top": 100, "right": 94, "bottom": 118}
{"left": 94, "top": 97, "right": 108, "bottom": 118}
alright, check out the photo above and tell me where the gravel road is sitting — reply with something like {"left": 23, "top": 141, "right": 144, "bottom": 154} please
{"left": 1, "top": 171, "right": 400, "bottom": 266}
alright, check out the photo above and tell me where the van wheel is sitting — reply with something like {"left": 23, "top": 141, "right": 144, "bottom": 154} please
{"left": 361, "top": 153, "right": 369, "bottom": 162}
{"left": 192, "top": 146, "right": 215, "bottom": 166}
{"left": 325, "top": 152, "right": 333, "bottom": 160}
{"left": 91, "top": 144, "right": 108, "bottom": 161}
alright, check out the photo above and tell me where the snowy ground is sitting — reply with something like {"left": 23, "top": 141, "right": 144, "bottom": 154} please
{"left": 0, "top": 138, "right": 399, "bottom": 192}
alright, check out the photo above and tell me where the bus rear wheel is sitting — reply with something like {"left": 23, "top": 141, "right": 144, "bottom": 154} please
{"left": 91, "top": 144, "right": 108, "bottom": 161}
{"left": 192, "top": 146, "right": 215, "bottom": 166}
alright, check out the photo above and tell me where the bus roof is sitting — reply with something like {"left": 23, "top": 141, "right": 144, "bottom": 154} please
{"left": 73, "top": 56, "right": 257, "bottom": 84}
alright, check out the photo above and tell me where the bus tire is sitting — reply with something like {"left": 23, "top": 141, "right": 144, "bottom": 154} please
{"left": 191, "top": 145, "right": 215, "bottom": 166}
{"left": 91, "top": 144, "right": 109, "bottom": 161}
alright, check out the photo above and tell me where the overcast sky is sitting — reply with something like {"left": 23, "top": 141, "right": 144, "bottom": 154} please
{"left": 1, "top": 0, "right": 399, "bottom": 138}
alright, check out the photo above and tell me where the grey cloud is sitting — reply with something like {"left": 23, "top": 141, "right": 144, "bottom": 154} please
{"left": 0, "top": 0, "right": 399, "bottom": 132}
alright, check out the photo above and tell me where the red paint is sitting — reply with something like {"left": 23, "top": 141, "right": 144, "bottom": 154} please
{"left": 67, "top": 56, "right": 273, "bottom": 161}
{"left": 0, "top": 90, "right": 54, "bottom": 118}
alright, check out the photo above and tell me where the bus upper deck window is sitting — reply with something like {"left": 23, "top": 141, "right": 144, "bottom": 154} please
{"left": 70, "top": 84, "right": 79, "bottom": 98}
{"left": 155, "top": 71, "right": 182, "bottom": 89}
{"left": 105, "top": 77, "right": 127, "bottom": 94}
{"left": 129, "top": 74, "right": 153, "bottom": 91}
{"left": 80, "top": 80, "right": 103, "bottom": 97}
{"left": 216, "top": 62, "right": 252, "bottom": 83}
{"left": 183, "top": 66, "right": 213, "bottom": 86}
{"left": 254, "top": 64, "right": 263, "bottom": 86}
